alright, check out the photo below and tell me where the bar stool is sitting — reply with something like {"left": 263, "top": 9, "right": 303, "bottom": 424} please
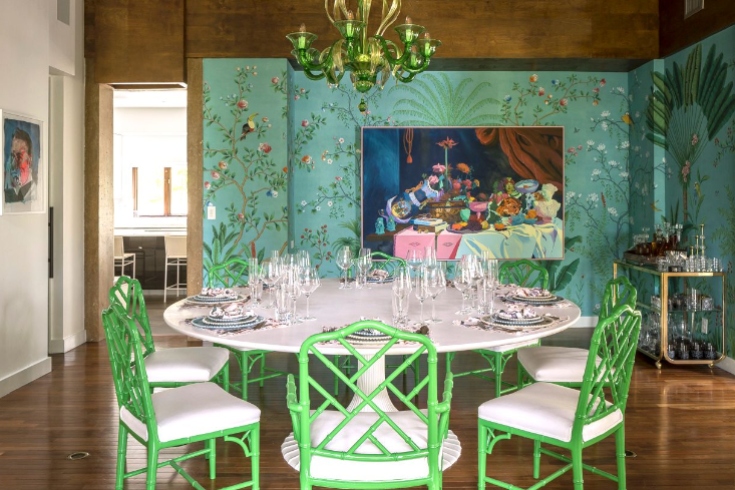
{"left": 163, "top": 235, "right": 187, "bottom": 302}
{"left": 113, "top": 236, "right": 136, "bottom": 279}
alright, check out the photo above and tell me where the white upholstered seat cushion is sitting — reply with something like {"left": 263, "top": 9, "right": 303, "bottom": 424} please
{"left": 478, "top": 382, "right": 622, "bottom": 443}
{"left": 121, "top": 382, "right": 260, "bottom": 443}
{"left": 517, "top": 346, "right": 591, "bottom": 383}
{"left": 283, "top": 410, "right": 455, "bottom": 482}
{"left": 480, "top": 339, "right": 540, "bottom": 354}
{"left": 144, "top": 347, "right": 229, "bottom": 383}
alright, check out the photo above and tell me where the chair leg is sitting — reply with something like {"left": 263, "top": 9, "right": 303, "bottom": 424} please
{"left": 208, "top": 438, "right": 217, "bottom": 479}
{"left": 615, "top": 426, "right": 627, "bottom": 490}
{"left": 533, "top": 440, "right": 541, "bottom": 479}
{"left": 132, "top": 255, "right": 136, "bottom": 280}
{"left": 240, "top": 352, "right": 250, "bottom": 401}
{"left": 572, "top": 446, "right": 584, "bottom": 490}
{"left": 494, "top": 352, "right": 503, "bottom": 399}
{"left": 163, "top": 260, "right": 169, "bottom": 302}
{"left": 115, "top": 425, "right": 128, "bottom": 490}
{"left": 221, "top": 361, "right": 230, "bottom": 392}
{"left": 176, "top": 261, "right": 181, "bottom": 298}
{"left": 251, "top": 425, "right": 261, "bottom": 490}
{"left": 477, "top": 424, "right": 487, "bottom": 490}
{"left": 146, "top": 444, "right": 158, "bottom": 490}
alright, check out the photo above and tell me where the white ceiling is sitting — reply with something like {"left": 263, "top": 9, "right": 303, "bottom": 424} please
{"left": 113, "top": 89, "right": 187, "bottom": 108}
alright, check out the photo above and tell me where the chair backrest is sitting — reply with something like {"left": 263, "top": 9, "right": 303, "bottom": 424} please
{"left": 498, "top": 259, "right": 550, "bottom": 289}
{"left": 164, "top": 235, "right": 187, "bottom": 258}
{"left": 600, "top": 276, "right": 637, "bottom": 319}
{"left": 101, "top": 304, "right": 157, "bottom": 435}
{"left": 286, "top": 320, "right": 453, "bottom": 481}
{"left": 370, "top": 251, "right": 407, "bottom": 277}
{"left": 114, "top": 236, "right": 125, "bottom": 257}
{"left": 206, "top": 257, "right": 250, "bottom": 288}
{"left": 572, "top": 304, "right": 642, "bottom": 438}
{"left": 109, "top": 275, "right": 155, "bottom": 357}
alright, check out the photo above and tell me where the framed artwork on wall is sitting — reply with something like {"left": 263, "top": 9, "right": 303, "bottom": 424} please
{"left": 361, "top": 126, "right": 565, "bottom": 261}
{"left": 1, "top": 110, "right": 45, "bottom": 215}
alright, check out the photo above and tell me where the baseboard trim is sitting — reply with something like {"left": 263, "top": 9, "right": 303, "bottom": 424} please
{"left": 49, "top": 329, "right": 88, "bottom": 354}
{"left": 0, "top": 357, "right": 53, "bottom": 398}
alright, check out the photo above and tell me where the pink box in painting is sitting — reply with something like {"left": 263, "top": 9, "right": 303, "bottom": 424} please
{"left": 393, "top": 228, "right": 436, "bottom": 260}
{"left": 436, "top": 230, "right": 462, "bottom": 260}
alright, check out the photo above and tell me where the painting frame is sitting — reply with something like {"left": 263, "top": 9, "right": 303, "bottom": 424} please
{"left": 1, "top": 110, "right": 45, "bottom": 215}
{"left": 361, "top": 126, "right": 565, "bottom": 261}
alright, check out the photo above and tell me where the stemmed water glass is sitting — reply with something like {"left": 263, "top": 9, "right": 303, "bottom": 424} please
{"left": 391, "top": 269, "right": 412, "bottom": 327}
{"left": 454, "top": 256, "right": 475, "bottom": 314}
{"left": 299, "top": 267, "right": 320, "bottom": 321}
{"left": 284, "top": 267, "right": 303, "bottom": 323}
{"left": 336, "top": 246, "right": 353, "bottom": 289}
{"left": 356, "top": 248, "right": 373, "bottom": 289}
{"left": 247, "top": 257, "right": 263, "bottom": 305}
{"left": 425, "top": 265, "right": 446, "bottom": 323}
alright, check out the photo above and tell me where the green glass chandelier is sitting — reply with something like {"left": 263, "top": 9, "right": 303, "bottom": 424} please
{"left": 286, "top": 0, "right": 441, "bottom": 95}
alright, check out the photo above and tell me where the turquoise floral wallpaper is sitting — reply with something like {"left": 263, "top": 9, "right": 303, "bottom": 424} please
{"left": 201, "top": 25, "right": 735, "bottom": 333}
{"left": 641, "top": 26, "right": 735, "bottom": 355}
{"left": 202, "top": 59, "right": 290, "bottom": 272}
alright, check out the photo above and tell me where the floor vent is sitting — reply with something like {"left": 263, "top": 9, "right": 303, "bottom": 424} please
{"left": 685, "top": 0, "right": 704, "bottom": 19}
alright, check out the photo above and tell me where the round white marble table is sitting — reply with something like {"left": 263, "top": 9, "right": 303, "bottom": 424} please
{"left": 163, "top": 278, "right": 581, "bottom": 357}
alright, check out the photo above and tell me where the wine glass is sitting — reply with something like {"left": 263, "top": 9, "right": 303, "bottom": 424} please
{"left": 357, "top": 248, "right": 373, "bottom": 289}
{"left": 336, "top": 246, "right": 353, "bottom": 289}
{"left": 414, "top": 266, "right": 429, "bottom": 324}
{"left": 296, "top": 249, "right": 311, "bottom": 272}
{"left": 406, "top": 249, "right": 423, "bottom": 283}
{"left": 262, "top": 260, "right": 283, "bottom": 307}
{"left": 299, "top": 267, "right": 320, "bottom": 321}
{"left": 424, "top": 246, "right": 438, "bottom": 270}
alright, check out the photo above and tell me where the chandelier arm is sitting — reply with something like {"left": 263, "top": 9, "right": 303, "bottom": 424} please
{"left": 372, "top": 36, "right": 407, "bottom": 66}
{"left": 376, "top": 0, "right": 401, "bottom": 37}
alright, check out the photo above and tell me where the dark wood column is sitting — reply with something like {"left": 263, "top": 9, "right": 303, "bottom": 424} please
{"left": 84, "top": 60, "right": 115, "bottom": 342}
{"left": 187, "top": 58, "right": 204, "bottom": 296}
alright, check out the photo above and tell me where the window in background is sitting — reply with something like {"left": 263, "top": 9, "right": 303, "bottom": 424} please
{"left": 133, "top": 164, "right": 187, "bottom": 216}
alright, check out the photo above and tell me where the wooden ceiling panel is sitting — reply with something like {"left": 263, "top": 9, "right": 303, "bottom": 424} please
{"left": 87, "top": 0, "right": 669, "bottom": 78}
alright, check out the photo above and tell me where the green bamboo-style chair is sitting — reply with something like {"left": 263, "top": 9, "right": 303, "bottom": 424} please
{"left": 517, "top": 276, "right": 638, "bottom": 387}
{"left": 206, "top": 257, "right": 288, "bottom": 400}
{"left": 370, "top": 250, "right": 408, "bottom": 277}
{"left": 478, "top": 303, "right": 642, "bottom": 489}
{"left": 498, "top": 259, "right": 550, "bottom": 290}
{"left": 283, "top": 320, "right": 459, "bottom": 490}
{"left": 102, "top": 304, "right": 261, "bottom": 490}
{"left": 109, "top": 276, "right": 230, "bottom": 390}
{"left": 446, "top": 259, "right": 550, "bottom": 398}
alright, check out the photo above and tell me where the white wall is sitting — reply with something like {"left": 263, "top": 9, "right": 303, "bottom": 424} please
{"left": 0, "top": 0, "right": 86, "bottom": 396}
{"left": 48, "top": 0, "right": 86, "bottom": 354}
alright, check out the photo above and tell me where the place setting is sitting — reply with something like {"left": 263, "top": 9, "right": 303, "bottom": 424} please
{"left": 499, "top": 285, "right": 570, "bottom": 307}
{"left": 188, "top": 302, "right": 266, "bottom": 335}
{"left": 183, "top": 287, "right": 249, "bottom": 307}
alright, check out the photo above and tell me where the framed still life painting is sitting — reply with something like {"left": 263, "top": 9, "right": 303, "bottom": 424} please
{"left": 361, "top": 126, "right": 564, "bottom": 261}
{"left": 1, "top": 110, "right": 45, "bottom": 215}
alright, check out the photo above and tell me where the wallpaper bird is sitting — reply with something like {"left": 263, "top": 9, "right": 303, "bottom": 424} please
{"left": 621, "top": 112, "right": 634, "bottom": 125}
{"left": 240, "top": 113, "right": 259, "bottom": 140}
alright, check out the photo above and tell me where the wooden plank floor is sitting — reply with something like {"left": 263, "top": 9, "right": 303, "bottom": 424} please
{"left": 2, "top": 326, "right": 735, "bottom": 489}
